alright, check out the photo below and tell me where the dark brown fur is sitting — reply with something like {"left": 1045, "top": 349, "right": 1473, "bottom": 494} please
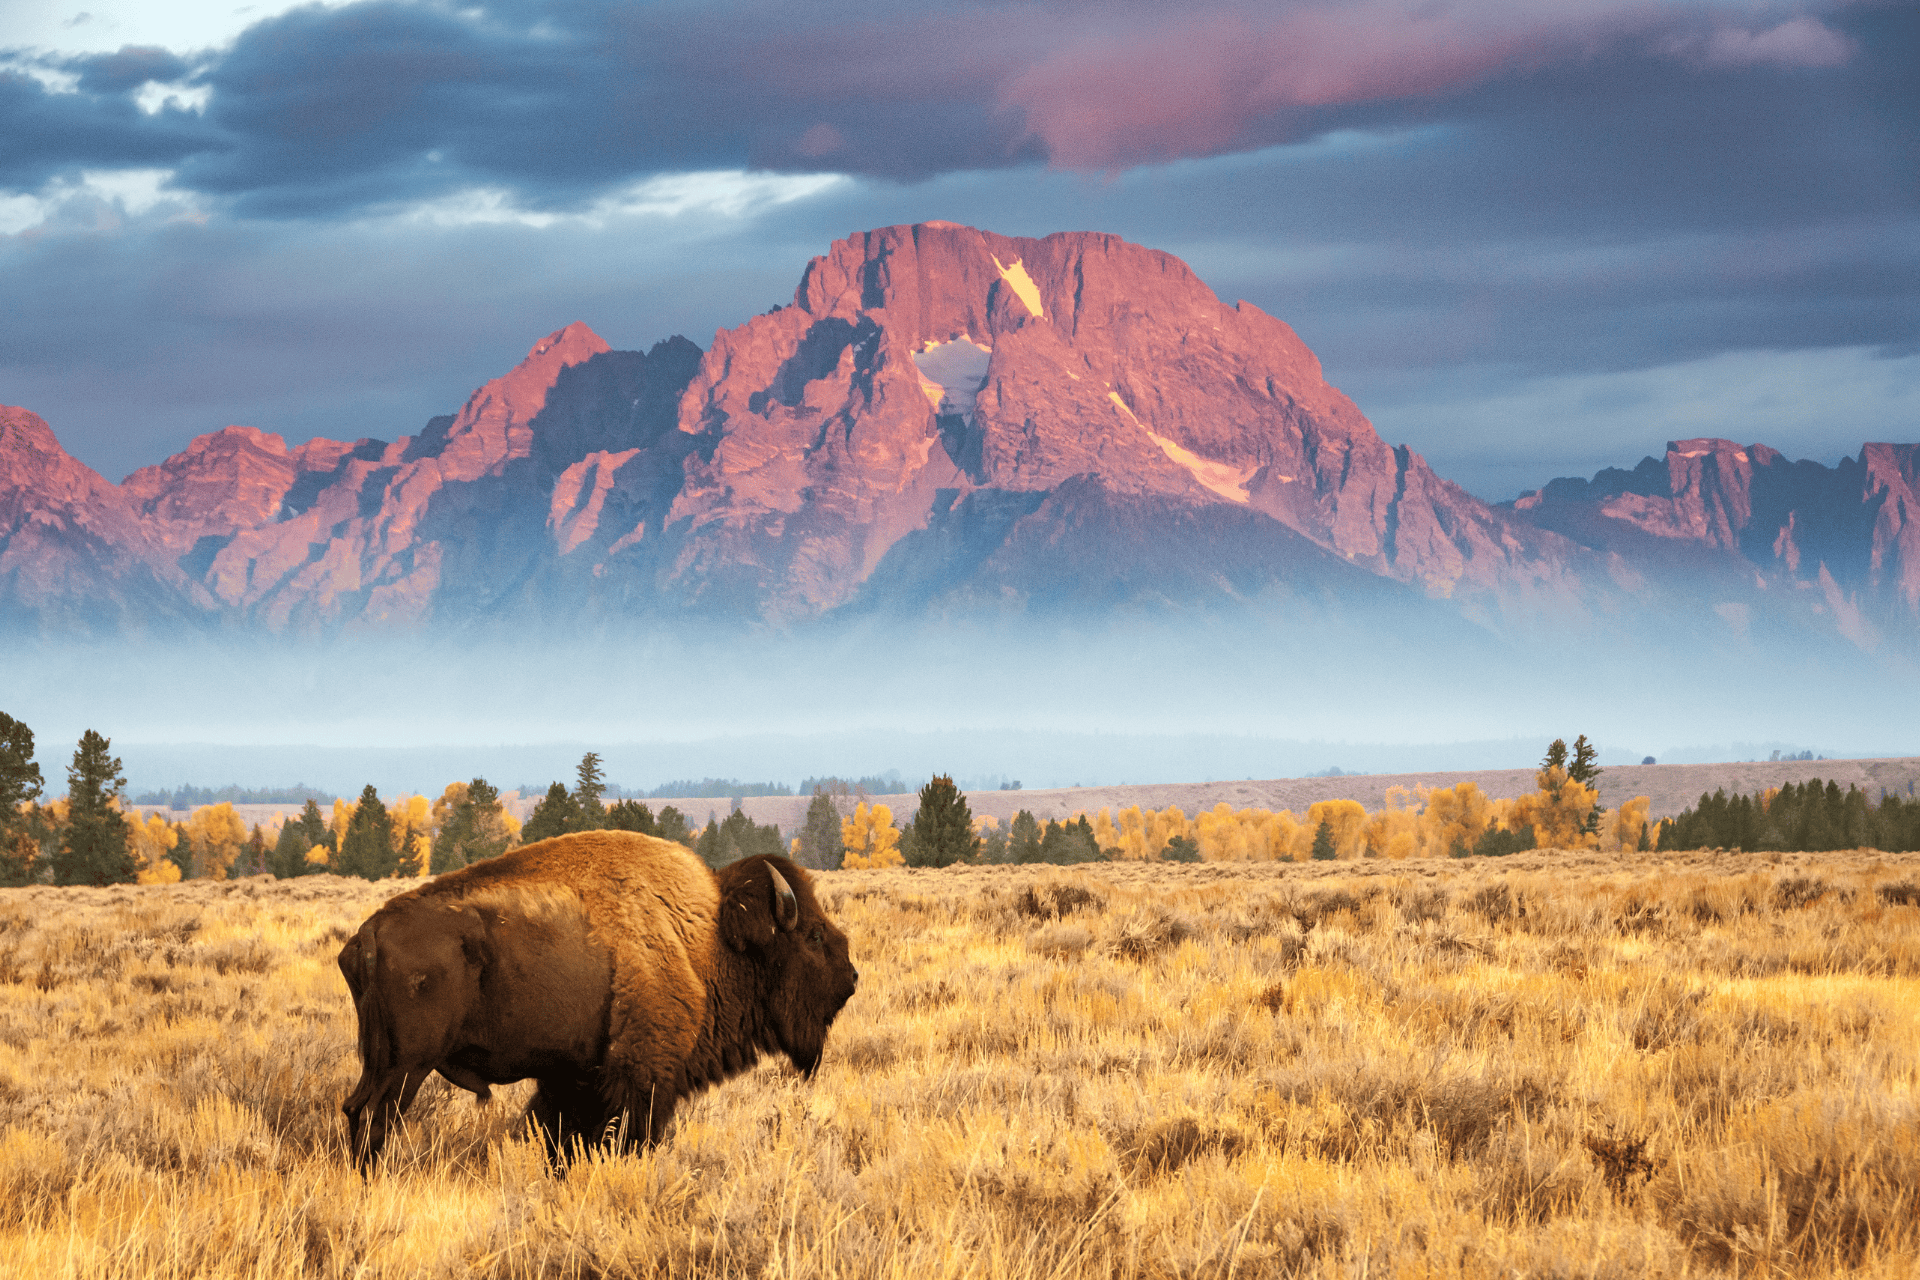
{"left": 338, "top": 831, "right": 857, "bottom": 1168}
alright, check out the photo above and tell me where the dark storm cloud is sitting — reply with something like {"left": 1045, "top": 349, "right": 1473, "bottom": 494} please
{"left": 3, "top": 0, "right": 1905, "bottom": 215}
{"left": 0, "top": 65, "right": 214, "bottom": 188}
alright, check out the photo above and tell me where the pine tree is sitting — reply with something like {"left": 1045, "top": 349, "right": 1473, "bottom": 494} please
{"left": 335, "top": 785, "right": 399, "bottom": 880}
{"left": 1008, "top": 810, "right": 1042, "bottom": 863}
{"left": 1568, "top": 734, "right": 1604, "bottom": 836}
{"left": 655, "top": 805, "right": 693, "bottom": 846}
{"left": 431, "top": 778, "right": 514, "bottom": 872}
{"left": 0, "top": 712, "right": 43, "bottom": 838}
{"left": 1310, "top": 819, "right": 1338, "bottom": 861}
{"left": 521, "top": 782, "right": 579, "bottom": 844}
{"left": 0, "top": 715, "right": 41, "bottom": 886}
{"left": 169, "top": 826, "right": 196, "bottom": 879}
{"left": 903, "top": 775, "right": 978, "bottom": 868}
{"left": 269, "top": 819, "right": 310, "bottom": 878}
{"left": 695, "top": 816, "right": 738, "bottom": 868}
{"left": 1542, "top": 739, "right": 1569, "bottom": 772}
{"left": 794, "top": 789, "right": 845, "bottom": 870}
{"left": 574, "top": 753, "right": 607, "bottom": 831}
{"left": 55, "top": 729, "right": 136, "bottom": 885}
{"left": 606, "top": 799, "right": 657, "bottom": 835}
{"left": 1160, "top": 834, "right": 1201, "bottom": 862}
{"left": 1568, "top": 735, "right": 1601, "bottom": 787}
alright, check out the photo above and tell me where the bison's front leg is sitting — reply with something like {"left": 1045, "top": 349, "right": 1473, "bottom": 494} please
{"left": 527, "top": 1071, "right": 614, "bottom": 1167}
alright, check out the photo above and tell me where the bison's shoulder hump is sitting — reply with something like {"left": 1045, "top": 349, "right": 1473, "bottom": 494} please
{"left": 414, "top": 831, "right": 711, "bottom": 898}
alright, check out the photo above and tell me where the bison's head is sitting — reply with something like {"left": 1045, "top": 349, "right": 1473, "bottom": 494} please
{"left": 719, "top": 855, "right": 858, "bottom": 1077}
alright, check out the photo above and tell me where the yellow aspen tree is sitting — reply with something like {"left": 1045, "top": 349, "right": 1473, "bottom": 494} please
{"left": 1417, "top": 783, "right": 1494, "bottom": 857}
{"left": 126, "top": 812, "right": 182, "bottom": 884}
{"left": 387, "top": 794, "right": 432, "bottom": 876}
{"left": 1362, "top": 807, "right": 1419, "bottom": 858}
{"left": 1305, "top": 799, "right": 1368, "bottom": 858}
{"left": 331, "top": 798, "right": 352, "bottom": 847}
{"left": 1145, "top": 806, "right": 1188, "bottom": 854}
{"left": 305, "top": 844, "right": 331, "bottom": 869}
{"left": 1608, "top": 795, "right": 1652, "bottom": 851}
{"left": 184, "top": 802, "right": 248, "bottom": 879}
{"left": 840, "top": 802, "right": 903, "bottom": 869}
{"left": 1519, "top": 766, "right": 1599, "bottom": 849}
{"left": 1092, "top": 808, "right": 1118, "bottom": 851}
{"left": 430, "top": 781, "right": 468, "bottom": 833}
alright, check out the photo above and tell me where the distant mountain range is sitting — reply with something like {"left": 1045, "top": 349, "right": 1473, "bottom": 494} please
{"left": 4, "top": 222, "right": 1916, "bottom": 653}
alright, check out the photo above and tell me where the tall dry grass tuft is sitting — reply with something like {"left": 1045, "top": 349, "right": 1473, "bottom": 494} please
{"left": 0, "top": 848, "right": 1916, "bottom": 1276}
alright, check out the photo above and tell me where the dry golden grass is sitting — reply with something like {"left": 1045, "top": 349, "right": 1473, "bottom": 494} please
{"left": 2, "top": 848, "right": 1918, "bottom": 1278}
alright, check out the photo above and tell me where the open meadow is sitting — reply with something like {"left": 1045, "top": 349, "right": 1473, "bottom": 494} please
{"left": 1, "top": 848, "right": 1917, "bottom": 1279}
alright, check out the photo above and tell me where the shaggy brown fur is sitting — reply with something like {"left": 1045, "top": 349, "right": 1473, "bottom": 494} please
{"left": 338, "top": 831, "right": 858, "bottom": 1167}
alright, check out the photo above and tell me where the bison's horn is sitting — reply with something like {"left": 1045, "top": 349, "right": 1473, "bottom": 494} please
{"left": 768, "top": 865, "right": 800, "bottom": 932}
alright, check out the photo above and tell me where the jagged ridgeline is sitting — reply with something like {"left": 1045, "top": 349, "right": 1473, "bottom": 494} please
{"left": 3, "top": 223, "right": 1914, "bottom": 654}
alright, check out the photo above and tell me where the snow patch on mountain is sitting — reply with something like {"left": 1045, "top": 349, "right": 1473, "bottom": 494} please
{"left": 1107, "top": 391, "right": 1253, "bottom": 504}
{"left": 912, "top": 337, "right": 993, "bottom": 420}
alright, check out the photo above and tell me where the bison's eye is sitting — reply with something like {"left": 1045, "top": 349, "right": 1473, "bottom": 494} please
{"left": 808, "top": 925, "right": 823, "bottom": 946}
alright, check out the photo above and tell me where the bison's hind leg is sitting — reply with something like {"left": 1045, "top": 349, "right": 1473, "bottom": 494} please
{"left": 526, "top": 1072, "right": 613, "bottom": 1168}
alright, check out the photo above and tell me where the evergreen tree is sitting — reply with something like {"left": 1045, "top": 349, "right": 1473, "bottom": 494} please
{"left": 0, "top": 713, "right": 41, "bottom": 885}
{"left": 1309, "top": 819, "right": 1338, "bottom": 861}
{"left": 1542, "top": 739, "right": 1569, "bottom": 773}
{"left": 793, "top": 789, "right": 845, "bottom": 870}
{"left": 978, "top": 821, "right": 1011, "bottom": 864}
{"left": 606, "top": 799, "right": 657, "bottom": 835}
{"left": 1038, "top": 817, "right": 1101, "bottom": 864}
{"left": 0, "top": 712, "right": 43, "bottom": 839}
{"left": 1568, "top": 735, "right": 1602, "bottom": 787}
{"left": 269, "top": 818, "right": 311, "bottom": 878}
{"left": 169, "top": 826, "right": 196, "bottom": 880}
{"left": 574, "top": 752, "right": 608, "bottom": 831}
{"left": 655, "top": 805, "right": 693, "bottom": 846}
{"left": 55, "top": 729, "right": 136, "bottom": 885}
{"left": 1160, "top": 834, "right": 1201, "bottom": 862}
{"left": 1569, "top": 735, "right": 1604, "bottom": 836}
{"left": 335, "top": 785, "right": 399, "bottom": 880}
{"left": 521, "top": 782, "right": 579, "bottom": 844}
{"left": 1007, "top": 810, "right": 1042, "bottom": 863}
{"left": 239, "top": 824, "right": 268, "bottom": 877}
{"left": 903, "top": 774, "right": 978, "bottom": 868}
{"left": 431, "top": 778, "right": 514, "bottom": 872}
{"left": 695, "top": 816, "right": 737, "bottom": 868}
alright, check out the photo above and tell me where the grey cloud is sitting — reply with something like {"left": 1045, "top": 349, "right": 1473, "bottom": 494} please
{"left": 71, "top": 45, "right": 194, "bottom": 95}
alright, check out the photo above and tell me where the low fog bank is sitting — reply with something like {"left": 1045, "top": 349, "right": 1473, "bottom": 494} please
{"left": 4, "top": 610, "right": 1911, "bottom": 797}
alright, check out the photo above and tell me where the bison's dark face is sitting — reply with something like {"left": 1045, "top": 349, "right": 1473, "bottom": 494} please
{"left": 720, "top": 855, "right": 859, "bottom": 1077}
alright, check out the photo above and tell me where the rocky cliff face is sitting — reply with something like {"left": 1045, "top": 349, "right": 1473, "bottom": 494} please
{"left": 554, "top": 223, "right": 1594, "bottom": 626}
{"left": 0, "top": 406, "right": 208, "bottom": 634}
{"left": 1511, "top": 438, "right": 1920, "bottom": 641}
{"left": 3, "top": 224, "right": 1913, "bottom": 651}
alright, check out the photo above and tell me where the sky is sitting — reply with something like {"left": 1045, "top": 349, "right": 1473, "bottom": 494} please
{"left": 1, "top": 0, "right": 1914, "bottom": 502}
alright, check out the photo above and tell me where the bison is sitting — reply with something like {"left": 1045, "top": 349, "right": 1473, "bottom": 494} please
{"left": 337, "top": 831, "right": 858, "bottom": 1167}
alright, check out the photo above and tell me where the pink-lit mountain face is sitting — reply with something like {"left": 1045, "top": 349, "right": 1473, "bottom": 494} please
{"left": 0, "top": 224, "right": 1912, "bottom": 650}
{"left": 1510, "top": 438, "right": 1920, "bottom": 648}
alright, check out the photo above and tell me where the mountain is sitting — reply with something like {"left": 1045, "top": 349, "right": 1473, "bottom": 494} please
{"left": 0, "top": 406, "right": 208, "bottom": 634}
{"left": 1509, "top": 438, "right": 1920, "bottom": 646}
{"left": 1, "top": 223, "right": 1913, "bottom": 657}
{"left": 542, "top": 223, "right": 1596, "bottom": 629}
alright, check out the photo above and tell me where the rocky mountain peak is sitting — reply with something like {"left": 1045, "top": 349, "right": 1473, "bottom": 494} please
{"left": 121, "top": 426, "right": 300, "bottom": 552}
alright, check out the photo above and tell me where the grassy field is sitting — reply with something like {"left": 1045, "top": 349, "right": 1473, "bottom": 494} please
{"left": 1, "top": 848, "right": 1917, "bottom": 1278}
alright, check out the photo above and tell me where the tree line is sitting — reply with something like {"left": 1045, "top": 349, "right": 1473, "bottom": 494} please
{"left": 1655, "top": 779, "right": 1920, "bottom": 853}
{"left": 9, "top": 713, "right": 1915, "bottom": 886}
